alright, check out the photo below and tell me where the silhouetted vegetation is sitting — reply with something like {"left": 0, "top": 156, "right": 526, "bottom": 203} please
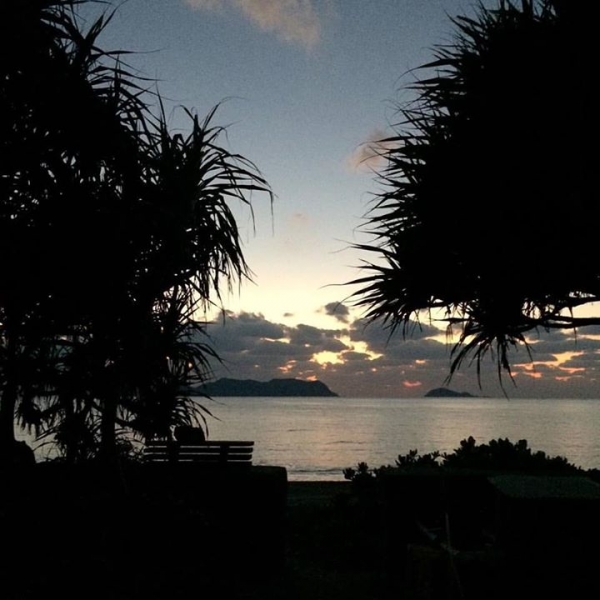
{"left": 344, "top": 436, "right": 582, "bottom": 484}
{"left": 0, "top": 0, "right": 271, "bottom": 463}
{"left": 341, "top": 436, "right": 600, "bottom": 600}
{"left": 350, "top": 0, "right": 595, "bottom": 378}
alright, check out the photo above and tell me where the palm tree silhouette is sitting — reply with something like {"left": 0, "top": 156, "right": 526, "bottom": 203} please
{"left": 1, "top": 1, "right": 271, "bottom": 462}
{"left": 350, "top": 0, "right": 594, "bottom": 380}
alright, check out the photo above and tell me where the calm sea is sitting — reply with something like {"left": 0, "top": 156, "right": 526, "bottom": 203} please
{"left": 22, "top": 397, "right": 600, "bottom": 481}
{"left": 196, "top": 396, "right": 600, "bottom": 481}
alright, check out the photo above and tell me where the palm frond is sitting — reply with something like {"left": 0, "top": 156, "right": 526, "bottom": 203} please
{"left": 349, "top": 0, "right": 594, "bottom": 377}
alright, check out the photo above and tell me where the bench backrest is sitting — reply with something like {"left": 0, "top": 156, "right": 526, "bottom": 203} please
{"left": 143, "top": 440, "right": 254, "bottom": 465}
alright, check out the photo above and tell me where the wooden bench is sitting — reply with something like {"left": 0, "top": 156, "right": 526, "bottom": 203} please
{"left": 143, "top": 440, "right": 254, "bottom": 465}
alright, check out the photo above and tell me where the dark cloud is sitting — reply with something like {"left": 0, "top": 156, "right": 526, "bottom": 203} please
{"left": 383, "top": 339, "right": 453, "bottom": 362}
{"left": 519, "top": 334, "right": 600, "bottom": 362}
{"left": 564, "top": 324, "right": 600, "bottom": 336}
{"left": 199, "top": 311, "right": 600, "bottom": 398}
{"left": 253, "top": 339, "right": 302, "bottom": 356}
{"left": 288, "top": 323, "right": 345, "bottom": 350}
{"left": 210, "top": 311, "right": 285, "bottom": 343}
{"left": 205, "top": 312, "right": 350, "bottom": 380}
{"left": 340, "top": 350, "right": 372, "bottom": 362}
{"left": 322, "top": 301, "right": 350, "bottom": 323}
{"left": 349, "top": 318, "right": 442, "bottom": 349}
{"left": 561, "top": 336, "right": 600, "bottom": 352}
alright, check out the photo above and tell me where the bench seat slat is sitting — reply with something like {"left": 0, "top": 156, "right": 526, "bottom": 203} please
{"left": 177, "top": 451, "right": 253, "bottom": 458}
{"left": 152, "top": 457, "right": 252, "bottom": 466}
{"left": 145, "top": 447, "right": 254, "bottom": 454}
{"left": 143, "top": 440, "right": 254, "bottom": 465}
{"left": 145, "top": 441, "right": 254, "bottom": 446}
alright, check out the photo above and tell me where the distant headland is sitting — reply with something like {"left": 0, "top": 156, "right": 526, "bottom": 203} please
{"left": 424, "top": 387, "right": 477, "bottom": 398}
{"left": 188, "top": 377, "right": 339, "bottom": 397}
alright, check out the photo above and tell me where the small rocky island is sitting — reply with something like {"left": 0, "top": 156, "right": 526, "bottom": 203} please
{"left": 189, "top": 377, "right": 339, "bottom": 397}
{"left": 424, "top": 387, "right": 477, "bottom": 398}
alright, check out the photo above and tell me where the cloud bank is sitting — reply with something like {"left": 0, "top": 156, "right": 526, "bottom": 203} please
{"left": 185, "top": 0, "right": 321, "bottom": 48}
{"left": 199, "top": 308, "right": 600, "bottom": 398}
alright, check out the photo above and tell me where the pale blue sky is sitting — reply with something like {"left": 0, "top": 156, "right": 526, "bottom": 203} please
{"left": 83, "top": 1, "right": 600, "bottom": 397}
{"left": 94, "top": 0, "right": 486, "bottom": 324}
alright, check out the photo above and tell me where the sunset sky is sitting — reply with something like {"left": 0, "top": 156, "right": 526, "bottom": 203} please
{"left": 91, "top": 0, "right": 600, "bottom": 398}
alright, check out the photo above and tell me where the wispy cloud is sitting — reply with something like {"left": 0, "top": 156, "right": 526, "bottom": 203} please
{"left": 347, "top": 128, "right": 397, "bottom": 173}
{"left": 185, "top": 0, "right": 321, "bottom": 49}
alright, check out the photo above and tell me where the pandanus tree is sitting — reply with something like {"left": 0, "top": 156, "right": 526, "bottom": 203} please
{"left": 79, "top": 105, "right": 269, "bottom": 460}
{"left": 351, "top": 0, "right": 595, "bottom": 381}
{"left": 116, "top": 105, "right": 268, "bottom": 446}
{"left": 0, "top": 0, "right": 270, "bottom": 462}
{"left": 0, "top": 0, "right": 136, "bottom": 457}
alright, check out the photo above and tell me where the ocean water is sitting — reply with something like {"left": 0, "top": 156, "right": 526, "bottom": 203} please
{"left": 197, "top": 396, "right": 600, "bottom": 481}
{"left": 22, "top": 396, "right": 600, "bottom": 481}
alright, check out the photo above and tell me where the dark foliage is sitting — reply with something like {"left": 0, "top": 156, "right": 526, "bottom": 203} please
{"left": 0, "top": 0, "right": 271, "bottom": 462}
{"left": 349, "top": 1, "right": 596, "bottom": 378}
{"left": 344, "top": 436, "right": 581, "bottom": 483}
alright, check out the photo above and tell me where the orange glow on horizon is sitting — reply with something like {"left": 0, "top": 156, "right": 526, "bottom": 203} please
{"left": 514, "top": 350, "right": 586, "bottom": 380}
{"left": 519, "top": 371, "right": 543, "bottom": 379}
{"left": 402, "top": 380, "right": 422, "bottom": 388}
{"left": 278, "top": 360, "right": 297, "bottom": 374}
{"left": 559, "top": 367, "right": 585, "bottom": 375}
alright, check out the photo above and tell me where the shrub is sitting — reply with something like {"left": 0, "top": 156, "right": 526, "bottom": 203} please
{"left": 344, "top": 436, "right": 581, "bottom": 484}
{"left": 442, "top": 436, "right": 580, "bottom": 473}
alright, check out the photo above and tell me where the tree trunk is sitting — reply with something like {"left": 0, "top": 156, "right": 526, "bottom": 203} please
{"left": 0, "top": 332, "right": 19, "bottom": 456}
{"left": 0, "top": 382, "right": 18, "bottom": 452}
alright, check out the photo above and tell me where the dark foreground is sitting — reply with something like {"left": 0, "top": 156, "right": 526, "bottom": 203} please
{"left": 2, "top": 466, "right": 600, "bottom": 599}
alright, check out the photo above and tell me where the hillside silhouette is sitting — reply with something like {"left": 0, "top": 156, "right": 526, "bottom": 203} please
{"left": 192, "top": 377, "right": 339, "bottom": 397}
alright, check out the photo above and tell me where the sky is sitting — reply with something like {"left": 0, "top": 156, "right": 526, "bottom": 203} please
{"left": 88, "top": 0, "right": 600, "bottom": 398}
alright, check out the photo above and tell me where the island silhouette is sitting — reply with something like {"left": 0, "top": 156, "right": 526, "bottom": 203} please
{"left": 190, "top": 377, "right": 339, "bottom": 397}
{"left": 424, "top": 387, "right": 477, "bottom": 398}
